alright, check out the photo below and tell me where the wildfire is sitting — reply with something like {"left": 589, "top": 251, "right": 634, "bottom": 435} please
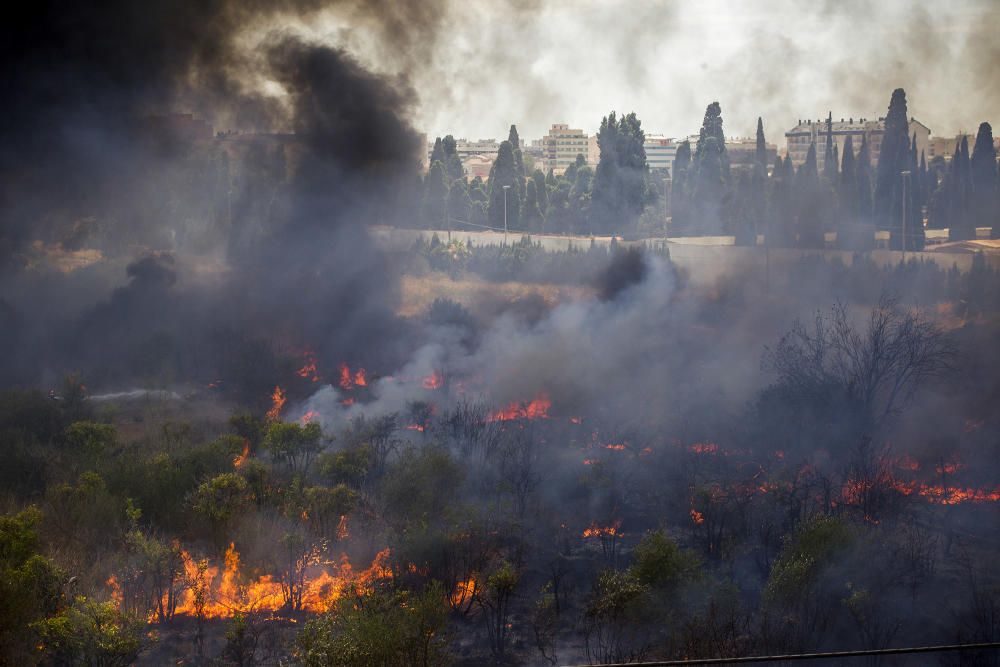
{"left": 265, "top": 386, "right": 286, "bottom": 422}
{"left": 582, "top": 520, "right": 621, "bottom": 538}
{"left": 406, "top": 424, "right": 425, "bottom": 432}
{"left": 569, "top": 416, "right": 583, "bottom": 425}
{"left": 112, "top": 544, "right": 393, "bottom": 621}
{"left": 488, "top": 393, "right": 552, "bottom": 422}
{"left": 690, "top": 509, "right": 705, "bottom": 525}
{"left": 450, "top": 576, "right": 478, "bottom": 608}
{"left": 233, "top": 440, "right": 250, "bottom": 468}
{"left": 339, "top": 364, "right": 368, "bottom": 391}
{"left": 688, "top": 443, "right": 719, "bottom": 454}
{"left": 604, "top": 443, "right": 627, "bottom": 451}
{"left": 422, "top": 371, "right": 443, "bottom": 389}
{"left": 299, "top": 410, "right": 319, "bottom": 425}
{"left": 296, "top": 351, "right": 320, "bottom": 383}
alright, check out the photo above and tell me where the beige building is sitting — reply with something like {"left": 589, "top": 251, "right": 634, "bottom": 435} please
{"left": 784, "top": 117, "right": 930, "bottom": 168}
{"left": 461, "top": 154, "right": 494, "bottom": 181}
{"left": 542, "top": 124, "right": 591, "bottom": 173}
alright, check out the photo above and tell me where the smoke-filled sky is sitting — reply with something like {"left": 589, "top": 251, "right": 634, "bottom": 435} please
{"left": 307, "top": 0, "right": 1000, "bottom": 141}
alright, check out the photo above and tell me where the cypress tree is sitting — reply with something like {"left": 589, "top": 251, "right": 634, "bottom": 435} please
{"left": 855, "top": 134, "right": 875, "bottom": 249}
{"left": 950, "top": 136, "right": 974, "bottom": 241}
{"left": 796, "top": 143, "right": 825, "bottom": 248}
{"left": 531, "top": 169, "right": 548, "bottom": 218}
{"left": 823, "top": 112, "right": 838, "bottom": 180}
{"left": 422, "top": 160, "right": 449, "bottom": 228}
{"left": 441, "top": 135, "right": 464, "bottom": 184}
{"left": 671, "top": 140, "right": 692, "bottom": 235}
{"left": 446, "top": 177, "right": 472, "bottom": 227}
{"left": 755, "top": 117, "right": 768, "bottom": 171}
{"left": 874, "top": 88, "right": 922, "bottom": 249}
{"left": 737, "top": 117, "right": 768, "bottom": 246}
{"left": 488, "top": 141, "right": 522, "bottom": 231}
{"left": 689, "top": 102, "right": 729, "bottom": 235}
{"left": 429, "top": 137, "right": 444, "bottom": 169}
{"left": 591, "top": 111, "right": 650, "bottom": 235}
{"left": 969, "top": 122, "right": 999, "bottom": 238}
{"left": 508, "top": 124, "right": 525, "bottom": 180}
{"left": 837, "top": 135, "right": 861, "bottom": 249}
{"left": 522, "top": 178, "right": 543, "bottom": 232}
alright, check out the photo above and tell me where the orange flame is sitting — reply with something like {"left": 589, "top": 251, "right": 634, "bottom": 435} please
{"left": 688, "top": 443, "right": 719, "bottom": 454}
{"left": 117, "top": 543, "right": 393, "bottom": 620}
{"left": 690, "top": 509, "right": 705, "bottom": 525}
{"left": 422, "top": 372, "right": 443, "bottom": 389}
{"left": 604, "top": 443, "right": 626, "bottom": 451}
{"left": 233, "top": 440, "right": 250, "bottom": 468}
{"left": 266, "top": 386, "right": 286, "bottom": 422}
{"left": 299, "top": 410, "right": 319, "bottom": 425}
{"left": 582, "top": 520, "right": 621, "bottom": 538}
{"left": 339, "top": 364, "right": 353, "bottom": 390}
{"left": 451, "top": 576, "right": 478, "bottom": 608}
{"left": 488, "top": 393, "right": 551, "bottom": 422}
{"left": 297, "top": 351, "right": 320, "bottom": 383}
{"left": 354, "top": 368, "right": 367, "bottom": 387}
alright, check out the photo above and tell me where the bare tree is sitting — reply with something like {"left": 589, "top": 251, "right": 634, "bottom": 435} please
{"left": 765, "top": 294, "right": 954, "bottom": 436}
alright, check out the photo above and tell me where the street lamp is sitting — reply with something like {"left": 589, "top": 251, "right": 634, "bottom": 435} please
{"left": 901, "top": 170, "right": 911, "bottom": 259}
{"left": 502, "top": 184, "right": 511, "bottom": 244}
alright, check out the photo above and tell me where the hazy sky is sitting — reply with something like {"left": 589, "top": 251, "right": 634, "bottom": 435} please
{"left": 308, "top": 0, "right": 1000, "bottom": 143}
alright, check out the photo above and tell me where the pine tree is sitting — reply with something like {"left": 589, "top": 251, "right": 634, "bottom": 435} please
{"left": 969, "top": 122, "right": 999, "bottom": 238}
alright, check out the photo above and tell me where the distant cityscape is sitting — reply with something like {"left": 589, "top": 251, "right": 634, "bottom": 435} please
{"left": 422, "top": 119, "right": 1000, "bottom": 182}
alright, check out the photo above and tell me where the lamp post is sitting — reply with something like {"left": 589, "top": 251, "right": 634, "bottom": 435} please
{"left": 503, "top": 184, "right": 511, "bottom": 244}
{"left": 901, "top": 170, "right": 911, "bottom": 259}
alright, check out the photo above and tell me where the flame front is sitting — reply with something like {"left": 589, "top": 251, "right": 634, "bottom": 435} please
{"left": 116, "top": 544, "right": 393, "bottom": 621}
{"left": 265, "top": 386, "right": 286, "bottom": 422}
{"left": 582, "top": 520, "right": 621, "bottom": 538}
{"left": 488, "top": 393, "right": 552, "bottom": 422}
{"left": 233, "top": 440, "right": 250, "bottom": 468}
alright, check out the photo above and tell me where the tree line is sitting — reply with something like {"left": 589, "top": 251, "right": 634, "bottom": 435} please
{"left": 417, "top": 88, "right": 999, "bottom": 247}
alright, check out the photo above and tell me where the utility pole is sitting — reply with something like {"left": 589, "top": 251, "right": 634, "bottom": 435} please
{"left": 901, "top": 170, "right": 911, "bottom": 260}
{"left": 503, "top": 184, "right": 511, "bottom": 244}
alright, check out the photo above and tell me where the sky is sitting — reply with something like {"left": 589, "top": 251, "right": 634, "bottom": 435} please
{"left": 301, "top": 0, "right": 1000, "bottom": 143}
